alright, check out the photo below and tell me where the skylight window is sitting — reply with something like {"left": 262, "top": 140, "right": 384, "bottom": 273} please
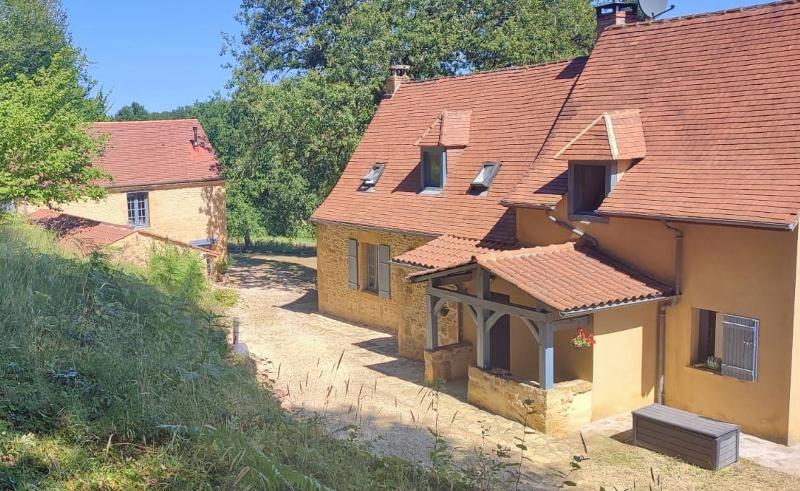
{"left": 360, "top": 163, "right": 385, "bottom": 191}
{"left": 470, "top": 162, "right": 501, "bottom": 192}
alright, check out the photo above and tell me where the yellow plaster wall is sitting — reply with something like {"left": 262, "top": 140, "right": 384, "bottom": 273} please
{"left": 790, "top": 232, "right": 800, "bottom": 444}
{"left": 315, "top": 223, "right": 458, "bottom": 360}
{"left": 52, "top": 184, "right": 227, "bottom": 247}
{"left": 105, "top": 233, "right": 209, "bottom": 272}
{"left": 516, "top": 202, "right": 798, "bottom": 443}
{"left": 592, "top": 303, "right": 657, "bottom": 420}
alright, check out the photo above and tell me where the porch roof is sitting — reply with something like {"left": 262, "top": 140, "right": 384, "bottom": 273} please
{"left": 393, "top": 234, "right": 515, "bottom": 269}
{"left": 410, "top": 242, "right": 671, "bottom": 314}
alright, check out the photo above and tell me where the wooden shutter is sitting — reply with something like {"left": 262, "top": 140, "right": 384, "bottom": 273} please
{"left": 721, "top": 314, "right": 758, "bottom": 382}
{"left": 347, "top": 239, "right": 358, "bottom": 289}
{"left": 377, "top": 244, "right": 391, "bottom": 298}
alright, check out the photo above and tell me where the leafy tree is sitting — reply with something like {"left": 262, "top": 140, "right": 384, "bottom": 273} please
{"left": 0, "top": 0, "right": 70, "bottom": 78}
{"left": 0, "top": 49, "right": 108, "bottom": 206}
{"left": 113, "top": 101, "right": 150, "bottom": 121}
{"left": 223, "top": 0, "right": 595, "bottom": 238}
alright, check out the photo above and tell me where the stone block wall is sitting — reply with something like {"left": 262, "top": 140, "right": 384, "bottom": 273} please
{"left": 51, "top": 183, "right": 227, "bottom": 247}
{"left": 424, "top": 342, "right": 474, "bottom": 383}
{"left": 467, "top": 366, "right": 592, "bottom": 434}
{"left": 316, "top": 222, "right": 458, "bottom": 360}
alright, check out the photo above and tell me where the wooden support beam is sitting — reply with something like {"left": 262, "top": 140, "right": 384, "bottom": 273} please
{"left": 465, "top": 304, "right": 478, "bottom": 326}
{"left": 409, "top": 263, "right": 477, "bottom": 283}
{"left": 427, "top": 286, "right": 549, "bottom": 324}
{"left": 425, "top": 293, "right": 439, "bottom": 351}
{"left": 437, "top": 272, "right": 474, "bottom": 286}
{"left": 485, "top": 310, "right": 506, "bottom": 332}
{"left": 539, "top": 323, "right": 555, "bottom": 389}
{"left": 433, "top": 297, "right": 447, "bottom": 316}
{"left": 475, "top": 267, "right": 491, "bottom": 368}
{"left": 521, "top": 317, "right": 540, "bottom": 343}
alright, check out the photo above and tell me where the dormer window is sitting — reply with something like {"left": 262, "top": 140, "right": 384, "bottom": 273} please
{"left": 421, "top": 147, "right": 446, "bottom": 192}
{"left": 470, "top": 162, "right": 500, "bottom": 194}
{"left": 360, "top": 163, "right": 385, "bottom": 191}
{"left": 568, "top": 162, "right": 616, "bottom": 218}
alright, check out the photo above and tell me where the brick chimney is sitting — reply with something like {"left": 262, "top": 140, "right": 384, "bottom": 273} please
{"left": 596, "top": 2, "right": 640, "bottom": 38}
{"left": 384, "top": 64, "right": 410, "bottom": 99}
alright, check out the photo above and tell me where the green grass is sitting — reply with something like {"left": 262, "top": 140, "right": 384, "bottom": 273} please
{"left": 228, "top": 235, "right": 317, "bottom": 257}
{"left": 0, "top": 216, "right": 467, "bottom": 490}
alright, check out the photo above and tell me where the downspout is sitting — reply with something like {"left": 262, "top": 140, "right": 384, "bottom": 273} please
{"left": 546, "top": 209, "right": 599, "bottom": 247}
{"left": 657, "top": 221, "right": 684, "bottom": 404}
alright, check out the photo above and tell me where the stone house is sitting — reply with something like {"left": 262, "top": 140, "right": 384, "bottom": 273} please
{"left": 31, "top": 119, "right": 226, "bottom": 266}
{"left": 313, "top": 1, "right": 800, "bottom": 444}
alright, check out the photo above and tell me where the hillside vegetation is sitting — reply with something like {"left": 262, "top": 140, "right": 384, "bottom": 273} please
{"left": 0, "top": 217, "right": 465, "bottom": 489}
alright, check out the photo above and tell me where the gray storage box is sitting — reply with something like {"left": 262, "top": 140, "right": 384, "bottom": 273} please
{"left": 633, "top": 404, "right": 739, "bottom": 470}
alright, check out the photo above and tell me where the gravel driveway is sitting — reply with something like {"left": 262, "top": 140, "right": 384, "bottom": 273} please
{"left": 225, "top": 252, "right": 800, "bottom": 490}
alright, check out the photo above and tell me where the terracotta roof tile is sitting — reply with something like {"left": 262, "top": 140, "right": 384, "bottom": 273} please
{"left": 312, "top": 58, "right": 587, "bottom": 241}
{"left": 28, "top": 210, "right": 220, "bottom": 257}
{"left": 393, "top": 234, "right": 515, "bottom": 269}
{"left": 504, "top": 1, "right": 800, "bottom": 228}
{"left": 91, "top": 119, "right": 222, "bottom": 189}
{"left": 412, "top": 242, "right": 671, "bottom": 313}
{"left": 29, "top": 209, "right": 133, "bottom": 253}
{"left": 439, "top": 110, "right": 472, "bottom": 147}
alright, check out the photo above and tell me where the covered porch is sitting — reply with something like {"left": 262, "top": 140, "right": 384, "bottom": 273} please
{"left": 409, "top": 242, "right": 671, "bottom": 433}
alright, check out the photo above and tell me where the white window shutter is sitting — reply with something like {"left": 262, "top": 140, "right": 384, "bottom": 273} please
{"left": 721, "top": 314, "right": 758, "bottom": 382}
{"left": 377, "top": 244, "right": 391, "bottom": 298}
{"left": 347, "top": 239, "right": 358, "bottom": 290}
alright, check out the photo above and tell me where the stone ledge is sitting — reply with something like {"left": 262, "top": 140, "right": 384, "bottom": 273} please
{"left": 424, "top": 342, "right": 474, "bottom": 383}
{"left": 466, "top": 366, "right": 592, "bottom": 434}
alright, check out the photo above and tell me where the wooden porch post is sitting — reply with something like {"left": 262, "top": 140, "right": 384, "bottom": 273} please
{"left": 475, "top": 267, "right": 491, "bottom": 368}
{"left": 425, "top": 292, "right": 439, "bottom": 351}
{"left": 539, "top": 323, "right": 554, "bottom": 389}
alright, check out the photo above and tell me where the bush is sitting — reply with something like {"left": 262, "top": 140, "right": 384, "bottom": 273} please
{"left": 146, "top": 244, "right": 207, "bottom": 301}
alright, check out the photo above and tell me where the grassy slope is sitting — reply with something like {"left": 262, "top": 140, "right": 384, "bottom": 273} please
{"left": 0, "top": 218, "right": 464, "bottom": 490}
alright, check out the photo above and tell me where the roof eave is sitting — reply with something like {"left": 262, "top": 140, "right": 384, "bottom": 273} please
{"left": 559, "top": 295, "right": 679, "bottom": 318}
{"left": 597, "top": 210, "right": 797, "bottom": 232}
{"left": 309, "top": 216, "right": 442, "bottom": 239}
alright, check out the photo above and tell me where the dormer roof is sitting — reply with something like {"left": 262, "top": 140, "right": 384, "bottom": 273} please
{"left": 312, "top": 59, "right": 586, "bottom": 241}
{"left": 504, "top": 1, "right": 800, "bottom": 229}
{"left": 555, "top": 110, "right": 646, "bottom": 161}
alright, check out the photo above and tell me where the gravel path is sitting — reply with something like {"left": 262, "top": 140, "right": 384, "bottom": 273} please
{"left": 225, "top": 252, "right": 800, "bottom": 490}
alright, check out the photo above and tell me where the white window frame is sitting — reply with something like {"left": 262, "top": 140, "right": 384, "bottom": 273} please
{"left": 127, "top": 192, "right": 149, "bottom": 227}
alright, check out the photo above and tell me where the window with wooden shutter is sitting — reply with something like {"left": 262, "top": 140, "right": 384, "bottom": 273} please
{"left": 347, "top": 239, "right": 358, "bottom": 289}
{"left": 721, "top": 314, "right": 759, "bottom": 382}
{"left": 377, "top": 244, "right": 391, "bottom": 298}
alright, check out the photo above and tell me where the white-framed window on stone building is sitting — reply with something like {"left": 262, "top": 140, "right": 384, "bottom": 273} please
{"left": 127, "top": 192, "right": 149, "bottom": 227}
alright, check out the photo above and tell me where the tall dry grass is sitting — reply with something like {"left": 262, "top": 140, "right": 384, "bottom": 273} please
{"left": 0, "top": 215, "right": 467, "bottom": 490}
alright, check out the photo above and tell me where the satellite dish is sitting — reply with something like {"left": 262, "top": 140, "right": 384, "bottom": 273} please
{"left": 638, "top": 0, "right": 674, "bottom": 19}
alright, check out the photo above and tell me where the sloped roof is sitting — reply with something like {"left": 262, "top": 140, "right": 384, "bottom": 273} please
{"left": 504, "top": 1, "right": 800, "bottom": 229}
{"left": 393, "top": 234, "right": 514, "bottom": 269}
{"left": 29, "top": 209, "right": 133, "bottom": 253}
{"left": 29, "top": 210, "right": 220, "bottom": 256}
{"left": 312, "top": 58, "right": 587, "bottom": 242}
{"left": 91, "top": 119, "right": 222, "bottom": 189}
{"left": 411, "top": 242, "right": 671, "bottom": 313}
{"left": 555, "top": 110, "right": 646, "bottom": 161}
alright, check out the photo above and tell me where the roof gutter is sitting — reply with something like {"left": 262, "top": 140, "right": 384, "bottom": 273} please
{"left": 558, "top": 294, "right": 678, "bottom": 318}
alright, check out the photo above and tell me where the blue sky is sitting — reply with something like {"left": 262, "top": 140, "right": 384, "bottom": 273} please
{"left": 63, "top": 1, "right": 772, "bottom": 115}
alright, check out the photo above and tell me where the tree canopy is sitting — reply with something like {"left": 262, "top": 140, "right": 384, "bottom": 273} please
{"left": 112, "top": 1, "right": 595, "bottom": 241}
{"left": 0, "top": 0, "right": 107, "bottom": 208}
{"left": 220, "top": 0, "right": 595, "bottom": 240}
